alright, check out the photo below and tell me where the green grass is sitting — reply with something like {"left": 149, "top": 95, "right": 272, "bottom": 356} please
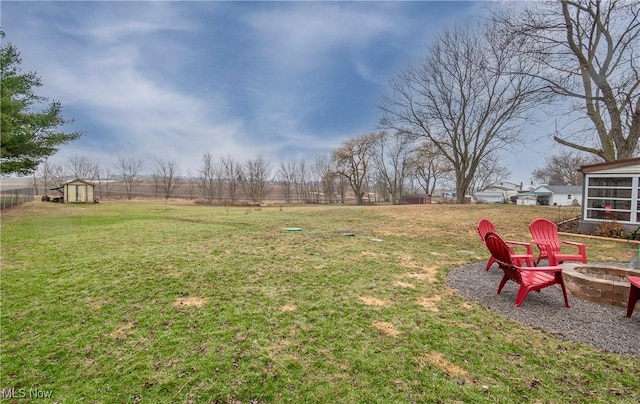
{"left": 1, "top": 201, "right": 638, "bottom": 403}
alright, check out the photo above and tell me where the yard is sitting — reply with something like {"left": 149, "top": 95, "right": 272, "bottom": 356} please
{"left": 1, "top": 201, "right": 638, "bottom": 402}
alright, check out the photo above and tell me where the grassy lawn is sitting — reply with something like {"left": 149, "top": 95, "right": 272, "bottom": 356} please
{"left": 1, "top": 201, "right": 638, "bottom": 403}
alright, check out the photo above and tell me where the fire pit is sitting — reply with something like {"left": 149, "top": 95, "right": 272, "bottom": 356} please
{"left": 562, "top": 263, "right": 640, "bottom": 311}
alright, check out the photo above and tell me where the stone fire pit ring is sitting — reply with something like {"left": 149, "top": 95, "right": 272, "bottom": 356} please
{"left": 562, "top": 263, "right": 640, "bottom": 311}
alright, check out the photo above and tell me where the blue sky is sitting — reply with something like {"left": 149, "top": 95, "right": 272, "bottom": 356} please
{"left": 2, "top": 1, "right": 553, "bottom": 184}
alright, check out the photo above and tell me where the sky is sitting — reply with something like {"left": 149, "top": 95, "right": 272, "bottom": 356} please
{"left": 2, "top": 1, "right": 557, "bottom": 185}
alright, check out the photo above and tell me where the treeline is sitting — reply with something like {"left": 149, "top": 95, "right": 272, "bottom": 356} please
{"left": 31, "top": 133, "right": 470, "bottom": 205}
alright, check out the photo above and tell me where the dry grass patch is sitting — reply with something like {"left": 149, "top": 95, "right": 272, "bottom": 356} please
{"left": 86, "top": 298, "right": 112, "bottom": 310}
{"left": 417, "top": 295, "right": 442, "bottom": 312}
{"left": 393, "top": 281, "right": 416, "bottom": 289}
{"left": 279, "top": 304, "right": 297, "bottom": 312}
{"left": 359, "top": 296, "right": 390, "bottom": 307}
{"left": 404, "top": 270, "right": 438, "bottom": 282}
{"left": 397, "top": 256, "right": 439, "bottom": 282}
{"left": 173, "top": 296, "right": 208, "bottom": 308}
{"left": 372, "top": 320, "right": 401, "bottom": 336}
{"left": 419, "top": 351, "right": 469, "bottom": 379}
{"left": 108, "top": 322, "right": 135, "bottom": 339}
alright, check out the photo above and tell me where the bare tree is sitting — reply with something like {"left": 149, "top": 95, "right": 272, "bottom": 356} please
{"left": 409, "top": 141, "right": 453, "bottom": 195}
{"left": 198, "top": 152, "right": 221, "bottom": 201}
{"left": 380, "top": 20, "right": 546, "bottom": 203}
{"left": 155, "top": 159, "right": 180, "bottom": 200}
{"left": 221, "top": 155, "right": 241, "bottom": 202}
{"left": 294, "top": 159, "right": 312, "bottom": 203}
{"left": 332, "top": 132, "right": 382, "bottom": 205}
{"left": 67, "top": 155, "right": 100, "bottom": 180}
{"left": 278, "top": 159, "right": 298, "bottom": 203}
{"left": 95, "top": 166, "right": 113, "bottom": 199}
{"left": 372, "top": 131, "right": 414, "bottom": 204}
{"left": 494, "top": 0, "right": 640, "bottom": 161}
{"left": 36, "top": 158, "right": 65, "bottom": 195}
{"left": 185, "top": 169, "right": 198, "bottom": 199}
{"left": 468, "top": 153, "right": 512, "bottom": 193}
{"left": 240, "top": 157, "right": 272, "bottom": 203}
{"left": 116, "top": 155, "right": 143, "bottom": 199}
{"left": 532, "top": 150, "right": 601, "bottom": 185}
{"left": 312, "top": 154, "right": 336, "bottom": 204}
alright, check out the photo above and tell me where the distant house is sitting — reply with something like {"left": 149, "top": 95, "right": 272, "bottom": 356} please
{"left": 533, "top": 185, "right": 582, "bottom": 207}
{"left": 401, "top": 194, "right": 431, "bottom": 204}
{"left": 472, "top": 191, "right": 504, "bottom": 204}
{"left": 515, "top": 191, "right": 537, "bottom": 206}
{"left": 473, "top": 181, "right": 523, "bottom": 204}
{"left": 63, "top": 179, "right": 95, "bottom": 203}
{"left": 578, "top": 157, "right": 640, "bottom": 233}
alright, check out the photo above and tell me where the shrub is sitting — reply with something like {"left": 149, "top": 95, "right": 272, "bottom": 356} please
{"left": 595, "top": 220, "right": 625, "bottom": 238}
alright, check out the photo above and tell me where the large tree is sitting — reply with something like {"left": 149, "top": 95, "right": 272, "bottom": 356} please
{"left": 332, "top": 132, "right": 382, "bottom": 205}
{"left": 240, "top": 157, "right": 272, "bottom": 203}
{"left": 1, "top": 39, "right": 82, "bottom": 176}
{"left": 380, "top": 21, "right": 546, "bottom": 203}
{"left": 494, "top": 0, "right": 640, "bottom": 161}
{"left": 372, "top": 131, "right": 413, "bottom": 204}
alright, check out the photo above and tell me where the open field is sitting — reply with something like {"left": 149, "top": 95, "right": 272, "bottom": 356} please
{"left": 1, "top": 201, "right": 639, "bottom": 402}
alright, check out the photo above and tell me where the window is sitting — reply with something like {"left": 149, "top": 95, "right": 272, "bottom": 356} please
{"left": 584, "top": 175, "right": 639, "bottom": 223}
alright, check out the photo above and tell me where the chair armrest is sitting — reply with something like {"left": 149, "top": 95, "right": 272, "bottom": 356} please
{"left": 560, "top": 240, "right": 587, "bottom": 256}
{"left": 505, "top": 240, "right": 534, "bottom": 255}
{"left": 520, "top": 265, "right": 563, "bottom": 273}
{"left": 560, "top": 240, "right": 586, "bottom": 248}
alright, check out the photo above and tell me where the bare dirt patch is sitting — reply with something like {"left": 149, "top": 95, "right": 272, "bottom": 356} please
{"left": 393, "top": 281, "right": 416, "bottom": 289}
{"left": 417, "top": 295, "right": 442, "bottom": 312}
{"left": 86, "top": 298, "right": 112, "bottom": 310}
{"left": 173, "top": 296, "right": 208, "bottom": 308}
{"left": 359, "top": 296, "right": 390, "bottom": 307}
{"left": 108, "top": 321, "right": 135, "bottom": 339}
{"left": 279, "top": 304, "right": 297, "bottom": 312}
{"left": 397, "top": 256, "right": 439, "bottom": 282}
{"left": 419, "top": 351, "right": 469, "bottom": 379}
{"left": 404, "top": 271, "right": 438, "bottom": 282}
{"left": 372, "top": 320, "right": 401, "bottom": 336}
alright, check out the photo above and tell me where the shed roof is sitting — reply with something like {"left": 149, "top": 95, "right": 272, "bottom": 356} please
{"left": 580, "top": 157, "right": 640, "bottom": 174}
{"left": 63, "top": 178, "right": 95, "bottom": 186}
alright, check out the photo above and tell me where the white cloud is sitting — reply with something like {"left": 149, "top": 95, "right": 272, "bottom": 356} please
{"left": 243, "top": 3, "right": 396, "bottom": 71}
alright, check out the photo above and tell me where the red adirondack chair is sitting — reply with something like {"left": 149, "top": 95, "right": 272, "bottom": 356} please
{"left": 477, "top": 219, "right": 535, "bottom": 270}
{"left": 528, "top": 218, "right": 587, "bottom": 266}
{"left": 484, "top": 231, "right": 571, "bottom": 307}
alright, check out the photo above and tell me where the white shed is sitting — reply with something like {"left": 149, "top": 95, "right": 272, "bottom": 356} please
{"left": 578, "top": 157, "right": 640, "bottom": 233}
{"left": 63, "top": 179, "right": 95, "bottom": 203}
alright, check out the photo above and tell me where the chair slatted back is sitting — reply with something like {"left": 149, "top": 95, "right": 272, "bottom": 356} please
{"left": 477, "top": 219, "right": 496, "bottom": 246}
{"left": 484, "top": 231, "right": 523, "bottom": 285}
{"left": 529, "top": 218, "right": 561, "bottom": 253}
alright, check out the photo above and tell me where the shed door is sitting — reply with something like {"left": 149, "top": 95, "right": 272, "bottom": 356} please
{"left": 75, "top": 185, "right": 87, "bottom": 202}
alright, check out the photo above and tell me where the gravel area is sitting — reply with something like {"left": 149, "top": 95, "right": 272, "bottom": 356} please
{"left": 446, "top": 262, "right": 640, "bottom": 358}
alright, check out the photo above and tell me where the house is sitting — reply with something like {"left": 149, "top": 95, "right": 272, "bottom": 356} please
{"left": 401, "top": 194, "right": 431, "bottom": 204}
{"left": 63, "top": 179, "right": 95, "bottom": 203}
{"left": 473, "top": 181, "right": 523, "bottom": 204}
{"left": 533, "top": 185, "right": 582, "bottom": 206}
{"left": 472, "top": 191, "right": 504, "bottom": 204}
{"left": 578, "top": 157, "right": 640, "bottom": 233}
{"left": 515, "top": 191, "right": 537, "bottom": 206}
